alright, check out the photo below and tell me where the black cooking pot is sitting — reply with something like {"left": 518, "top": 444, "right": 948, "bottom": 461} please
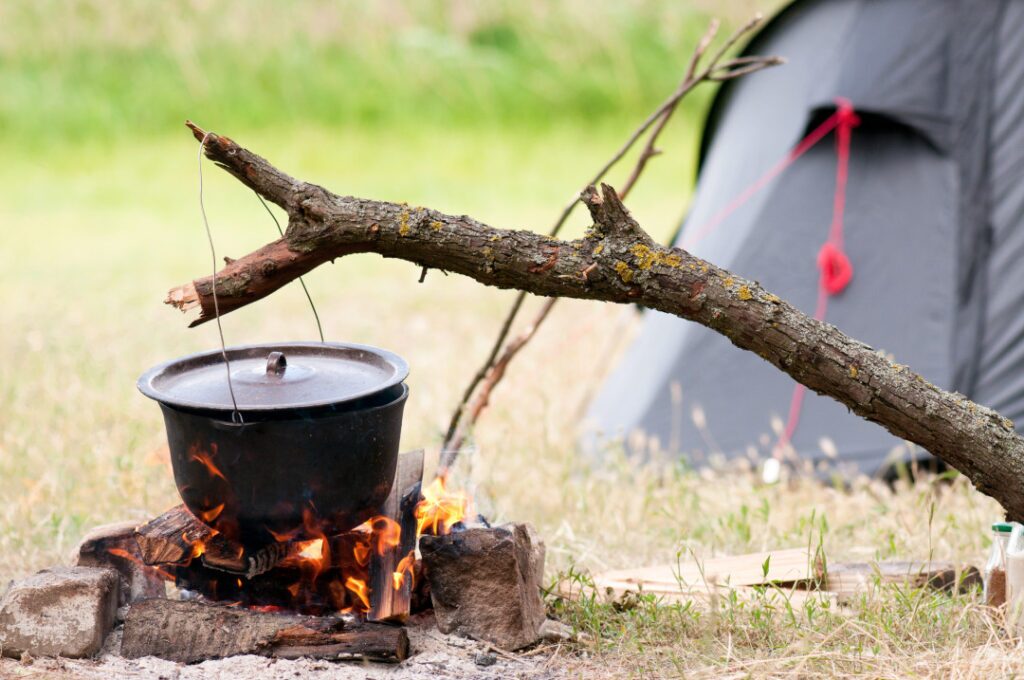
{"left": 138, "top": 342, "right": 409, "bottom": 546}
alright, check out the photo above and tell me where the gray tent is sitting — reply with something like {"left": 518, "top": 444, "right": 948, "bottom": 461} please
{"left": 584, "top": 0, "right": 1024, "bottom": 476}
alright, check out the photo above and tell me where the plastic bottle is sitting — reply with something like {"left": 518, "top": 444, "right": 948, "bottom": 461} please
{"left": 985, "top": 522, "right": 1015, "bottom": 607}
{"left": 1007, "top": 524, "right": 1024, "bottom": 632}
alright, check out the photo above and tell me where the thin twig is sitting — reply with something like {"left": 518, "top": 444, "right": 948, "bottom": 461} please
{"left": 440, "top": 291, "right": 528, "bottom": 447}
{"left": 443, "top": 294, "right": 557, "bottom": 463}
{"left": 437, "top": 21, "right": 732, "bottom": 453}
{"left": 439, "top": 15, "right": 778, "bottom": 469}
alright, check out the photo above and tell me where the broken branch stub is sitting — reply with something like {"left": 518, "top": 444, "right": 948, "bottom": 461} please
{"left": 167, "top": 124, "right": 1024, "bottom": 520}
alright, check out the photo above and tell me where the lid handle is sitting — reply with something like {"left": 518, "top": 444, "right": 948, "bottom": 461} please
{"left": 266, "top": 351, "right": 287, "bottom": 377}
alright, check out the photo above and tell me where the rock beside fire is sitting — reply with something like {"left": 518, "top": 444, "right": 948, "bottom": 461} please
{"left": 0, "top": 566, "right": 119, "bottom": 658}
{"left": 75, "top": 521, "right": 166, "bottom": 607}
{"left": 420, "top": 523, "right": 546, "bottom": 651}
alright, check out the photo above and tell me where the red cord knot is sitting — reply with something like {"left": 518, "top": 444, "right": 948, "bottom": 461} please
{"left": 817, "top": 242, "right": 853, "bottom": 295}
{"left": 835, "top": 97, "right": 861, "bottom": 129}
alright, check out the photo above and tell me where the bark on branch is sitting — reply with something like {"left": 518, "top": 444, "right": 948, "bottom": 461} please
{"left": 169, "top": 124, "right": 1024, "bottom": 520}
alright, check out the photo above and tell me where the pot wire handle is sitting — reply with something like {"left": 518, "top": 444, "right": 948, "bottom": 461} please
{"left": 254, "top": 193, "right": 325, "bottom": 343}
{"left": 198, "top": 133, "right": 243, "bottom": 424}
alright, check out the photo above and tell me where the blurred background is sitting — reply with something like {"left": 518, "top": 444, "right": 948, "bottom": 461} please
{"left": 1, "top": 0, "right": 993, "bottom": 589}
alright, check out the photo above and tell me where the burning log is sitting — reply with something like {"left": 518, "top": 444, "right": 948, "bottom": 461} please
{"left": 120, "top": 599, "right": 409, "bottom": 663}
{"left": 75, "top": 521, "right": 167, "bottom": 605}
{"left": 134, "top": 505, "right": 216, "bottom": 566}
{"left": 134, "top": 505, "right": 290, "bottom": 578}
{"left": 420, "top": 523, "right": 546, "bottom": 651}
{"left": 202, "top": 540, "right": 289, "bottom": 579}
{"left": 369, "top": 449, "right": 424, "bottom": 623}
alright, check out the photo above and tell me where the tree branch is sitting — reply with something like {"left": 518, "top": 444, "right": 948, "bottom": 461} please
{"left": 169, "top": 124, "right": 1024, "bottom": 519}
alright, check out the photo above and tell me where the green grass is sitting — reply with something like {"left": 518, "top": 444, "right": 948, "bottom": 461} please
{"left": 0, "top": 0, "right": 745, "bottom": 147}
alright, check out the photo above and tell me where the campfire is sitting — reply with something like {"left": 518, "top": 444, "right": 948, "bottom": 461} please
{"left": 0, "top": 343, "right": 550, "bottom": 667}
{"left": 60, "top": 440, "right": 547, "bottom": 666}
{"left": 134, "top": 456, "right": 468, "bottom": 620}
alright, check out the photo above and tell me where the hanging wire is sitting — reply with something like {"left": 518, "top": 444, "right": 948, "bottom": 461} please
{"left": 197, "top": 133, "right": 243, "bottom": 424}
{"left": 253, "top": 192, "right": 325, "bottom": 342}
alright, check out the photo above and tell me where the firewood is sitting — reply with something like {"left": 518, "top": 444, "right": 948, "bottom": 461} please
{"left": 75, "top": 521, "right": 166, "bottom": 605}
{"left": 420, "top": 523, "right": 546, "bottom": 651}
{"left": 134, "top": 505, "right": 214, "bottom": 566}
{"left": 121, "top": 599, "right": 408, "bottom": 663}
{"left": 134, "top": 505, "right": 288, "bottom": 578}
{"left": 368, "top": 449, "right": 424, "bottom": 623}
{"left": 202, "top": 539, "right": 289, "bottom": 579}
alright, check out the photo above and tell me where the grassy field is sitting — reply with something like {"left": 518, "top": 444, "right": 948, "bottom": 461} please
{"left": 0, "top": 1, "right": 1017, "bottom": 678}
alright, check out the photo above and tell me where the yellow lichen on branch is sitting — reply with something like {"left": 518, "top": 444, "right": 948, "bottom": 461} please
{"left": 630, "top": 243, "right": 682, "bottom": 269}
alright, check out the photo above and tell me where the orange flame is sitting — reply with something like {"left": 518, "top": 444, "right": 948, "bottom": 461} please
{"left": 279, "top": 507, "right": 330, "bottom": 580}
{"left": 106, "top": 547, "right": 174, "bottom": 581}
{"left": 198, "top": 503, "right": 225, "bottom": 523}
{"left": 297, "top": 537, "right": 324, "bottom": 560}
{"left": 188, "top": 445, "right": 227, "bottom": 481}
{"left": 415, "top": 476, "right": 467, "bottom": 537}
{"left": 369, "top": 516, "right": 401, "bottom": 556}
{"left": 345, "top": 577, "right": 370, "bottom": 611}
{"left": 393, "top": 550, "right": 416, "bottom": 590}
{"left": 186, "top": 531, "right": 207, "bottom": 559}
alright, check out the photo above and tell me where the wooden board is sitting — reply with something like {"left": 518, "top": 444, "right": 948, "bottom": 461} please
{"left": 823, "top": 561, "right": 982, "bottom": 597}
{"left": 557, "top": 578, "right": 836, "bottom": 610}
{"left": 557, "top": 551, "right": 980, "bottom": 610}
{"left": 556, "top": 547, "right": 821, "bottom": 609}
{"left": 599, "top": 547, "right": 820, "bottom": 590}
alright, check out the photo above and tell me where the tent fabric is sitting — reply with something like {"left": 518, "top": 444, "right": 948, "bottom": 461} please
{"left": 975, "top": 0, "right": 1024, "bottom": 425}
{"left": 583, "top": 0, "right": 1024, "bottom": 476}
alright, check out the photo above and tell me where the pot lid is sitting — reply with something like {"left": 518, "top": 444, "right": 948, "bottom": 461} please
{"left": 137, "top": 342, "right": 409, "bottom": 412}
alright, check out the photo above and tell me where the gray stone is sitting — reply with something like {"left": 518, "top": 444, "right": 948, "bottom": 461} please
{"left": 0, "top": 566, "right": 119, "bottom": 658}
{"left": 474, "top": 652, "right": 498, "bottom": 667}
{"left": 420, "top": 523, "right": 546, "bottom": 651}
{"left": 75, "top": 521, "right": 166, "bottom": 608}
